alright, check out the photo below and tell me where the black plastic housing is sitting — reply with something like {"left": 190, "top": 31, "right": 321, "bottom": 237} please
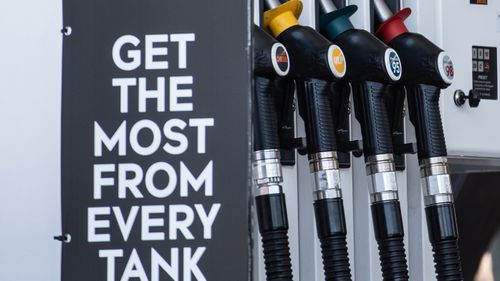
{"left": 406, "top": 84, "right": 447, "bottom": 160}
{"left": 352, "top": 81, "right": 394, "bottom": 158}
{"left": 296, "top": 78, "right": 338, "bottom": 155}
{"left": 384, "top": 84, "right": 408, "bottom": 170}
{"left": 333, "top": 28, "right": 409, "bottom": 168}
{"left": 335, "top": 29, "right": 392, "bottom": 82}
{"left": 253, "top": 76, "right": 281, "bottom": 152}
{"left": 273, "top": 78, "right": 297, "bottom": 165}
{"left": 253, "top": 25, "right": 282, "bottom": 152}
{"left": 254, "top": 25, "right": 296, "bottom": 164}
{"left": 255, "top": 25, "right": 281, "bottom": 77}
{"left": 389, "top": 33, "right": 448, "bottom": 88}
{"left": 331, "top": 81, "right": 353, "bottom": 168}
{"left": 278, "top": 25, "right": 337, "bottom": 80}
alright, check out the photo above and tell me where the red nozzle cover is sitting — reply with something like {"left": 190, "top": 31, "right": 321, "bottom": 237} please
{"left": 375, "top": 8, "right": 412, "bottom": 44}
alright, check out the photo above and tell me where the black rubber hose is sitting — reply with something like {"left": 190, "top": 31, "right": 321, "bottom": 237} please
{"left": 406, "top": 84, "right": 447, "bottom": 161}
{"left": 426, "top": 204, "right": 464, "bottom": 281}
{"left": 314, "top": 198, "right": 352, "bottom": 281}
{"left": 371, "top": 201, "right": 409, "bottom": 281}
{"left": 296, "top": 78, "right": 337, "bottom": 155}
{"left": 256, "top": 194, "right": 293, "bottom": 281}
{"left": 351, "top": 81, "right": 394, "bottom": 159}
{"left": 253, "top": 76, "right": 281, "bottom": 152}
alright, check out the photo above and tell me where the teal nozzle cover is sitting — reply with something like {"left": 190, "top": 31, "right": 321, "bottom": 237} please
{"left": 319, "top": 5, "right": 358, "bottom": 40}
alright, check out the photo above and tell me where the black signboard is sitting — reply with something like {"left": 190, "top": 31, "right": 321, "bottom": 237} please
{"left": 61, "top": 1, "right": 252, "bottom": 280}
{"left": 472, "top": 46, "right": 498, "bottom": 100}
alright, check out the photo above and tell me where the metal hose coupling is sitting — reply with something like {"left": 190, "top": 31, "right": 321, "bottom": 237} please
{"left": 366, "top": 154, "right": 399, "bottom": 203}
{"left": 309, "top": 151, "right": 342, "bottom": 200}
{"left": 253, "top": 149, "right": 294, "bottom": 281}
{"left": 253, "top": 149, "right": 284, "bottom": 196}
{"left": 420, "top": 157, "right": 453, "bottom": 206}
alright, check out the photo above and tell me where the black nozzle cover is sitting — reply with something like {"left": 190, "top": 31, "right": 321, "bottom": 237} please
{"left": 335, "top": 29, "right": 393, "bottom": 82}
{"left": 389, "top": 33, "right": 449, "bottom": 88}
{"left": 278, "top": 25, "right": 338, "bottom": 80}
{"left": 254, "top": 25, "right": 288, "bottom": 77}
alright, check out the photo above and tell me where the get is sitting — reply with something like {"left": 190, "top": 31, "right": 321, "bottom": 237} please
{"left": 112, "top": 33, "right": 196, "bottom": 71}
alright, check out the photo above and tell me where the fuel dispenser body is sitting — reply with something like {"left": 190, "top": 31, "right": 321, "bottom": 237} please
{"left": 7, "top": 0, "right": 500, "bottom": 280}
{"left": 252, "top": 0, "right": 500, "bottom": 280}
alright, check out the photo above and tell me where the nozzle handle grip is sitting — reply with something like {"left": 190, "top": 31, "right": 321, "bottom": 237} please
{"left": 256, "top": 194, "right": 293, "bottom": 281}
{"left": 254, "top": 76, "right": 281, "bottom": 152}
{"left": 296, "top": 78, "right": 338, "bottom": 155}
{"left": 371, "top": 200, "right": 409, "bottom": 281}
{"left": 426, "top": 203, "right": 464, "bottom": 281}
{"left": 406, "top": 84, "right": 447, "bottom": 161}
{"left": 352, "top": 81, "right": 394, "bottom": 158}
{"left": 314, "top": 198, "right": 352, "bottom": 281}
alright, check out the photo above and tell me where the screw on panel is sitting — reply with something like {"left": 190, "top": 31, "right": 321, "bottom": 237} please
{"left": 61, "top": 26, "right": 72, "bottom": 36}
{"left": 54, "top": 234, "right": 72, "bottom": 243}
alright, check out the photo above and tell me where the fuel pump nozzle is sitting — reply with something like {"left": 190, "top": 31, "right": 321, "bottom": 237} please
{"left": 262, "top": 1, "right": 353, "bottom": 280}
{"left": 253, "top": 24, "right": 294, "bottom": 281}
{"left": 318, "top": 1, "right": 410, "bottom": 280}
{"left": 373, "top": 2, "right": 464, "bottom": 280}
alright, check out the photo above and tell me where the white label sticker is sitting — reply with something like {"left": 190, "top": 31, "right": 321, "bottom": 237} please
{"left": 384, "top": 48, "right": 402, "bottom": 81}
{"left": 327, "top": 45, "right": 346, "bottom": 78}
{"left": 437, "top": 52, "right": 454, "bottom": 84}
{"left": 271, "top": 43, "right": 290, "bottom": 77}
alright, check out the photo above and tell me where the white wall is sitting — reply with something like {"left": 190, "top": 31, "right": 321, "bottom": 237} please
{"left": 0, "top": 0, "right": 62, "bottom": 280}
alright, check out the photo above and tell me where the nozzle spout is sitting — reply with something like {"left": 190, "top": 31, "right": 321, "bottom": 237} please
{"left": 264, "top": 0, "right": 282, "bottom": 10}
{"left": 319, "top": 0, "right": 337, "bottom": 14}
{"left": 373, "top": 0, "right": 394, "bottom": 22}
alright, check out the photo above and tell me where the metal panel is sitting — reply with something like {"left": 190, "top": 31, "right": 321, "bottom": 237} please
{"left": 438, "top": 0, "right": 500, "bottom": 158}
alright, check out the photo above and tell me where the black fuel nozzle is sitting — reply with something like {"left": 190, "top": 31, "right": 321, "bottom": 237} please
{"left": 318, "top": 1, "right": 411, "bottom": 280}
{"left": 374, "top": 2, "right": 464, "bottom": 280}
{"left": 253, "top": 24, "right": 294, "bottom": 281}
{"left": 262, "top": 2, "right": 353, "bottom": 280}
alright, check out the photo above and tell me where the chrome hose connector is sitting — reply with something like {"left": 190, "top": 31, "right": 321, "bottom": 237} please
{"left": 309, "top": 152, "right": 342, "bottom": 200}
{"left": 420, "top": 157, "right": 453, "bottom": 206}
{"left": 366, "top": 154, "right": 399, "bottom": 203}
{"left": 252, "top": 149, "right": 283, "bottom": 196}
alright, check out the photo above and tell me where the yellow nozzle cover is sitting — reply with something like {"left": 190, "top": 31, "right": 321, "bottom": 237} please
{"left": 263, "top": 0, "right": 303, "bottom": 38}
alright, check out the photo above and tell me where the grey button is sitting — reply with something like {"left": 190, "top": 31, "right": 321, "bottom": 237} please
{"left": 485, "top": 49, "right": 490, "bottom": 60}
{"left": 478, "top": 48, "right": 484, "bottom": 59}
{"left": 478, "top": 61, "right": 484, "bottom": 72}
{"left": 473, "top": 48, "right": 477, "bottom": 59}
{"left": 473, "top": 60, "right": 478, "bottom": 71}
